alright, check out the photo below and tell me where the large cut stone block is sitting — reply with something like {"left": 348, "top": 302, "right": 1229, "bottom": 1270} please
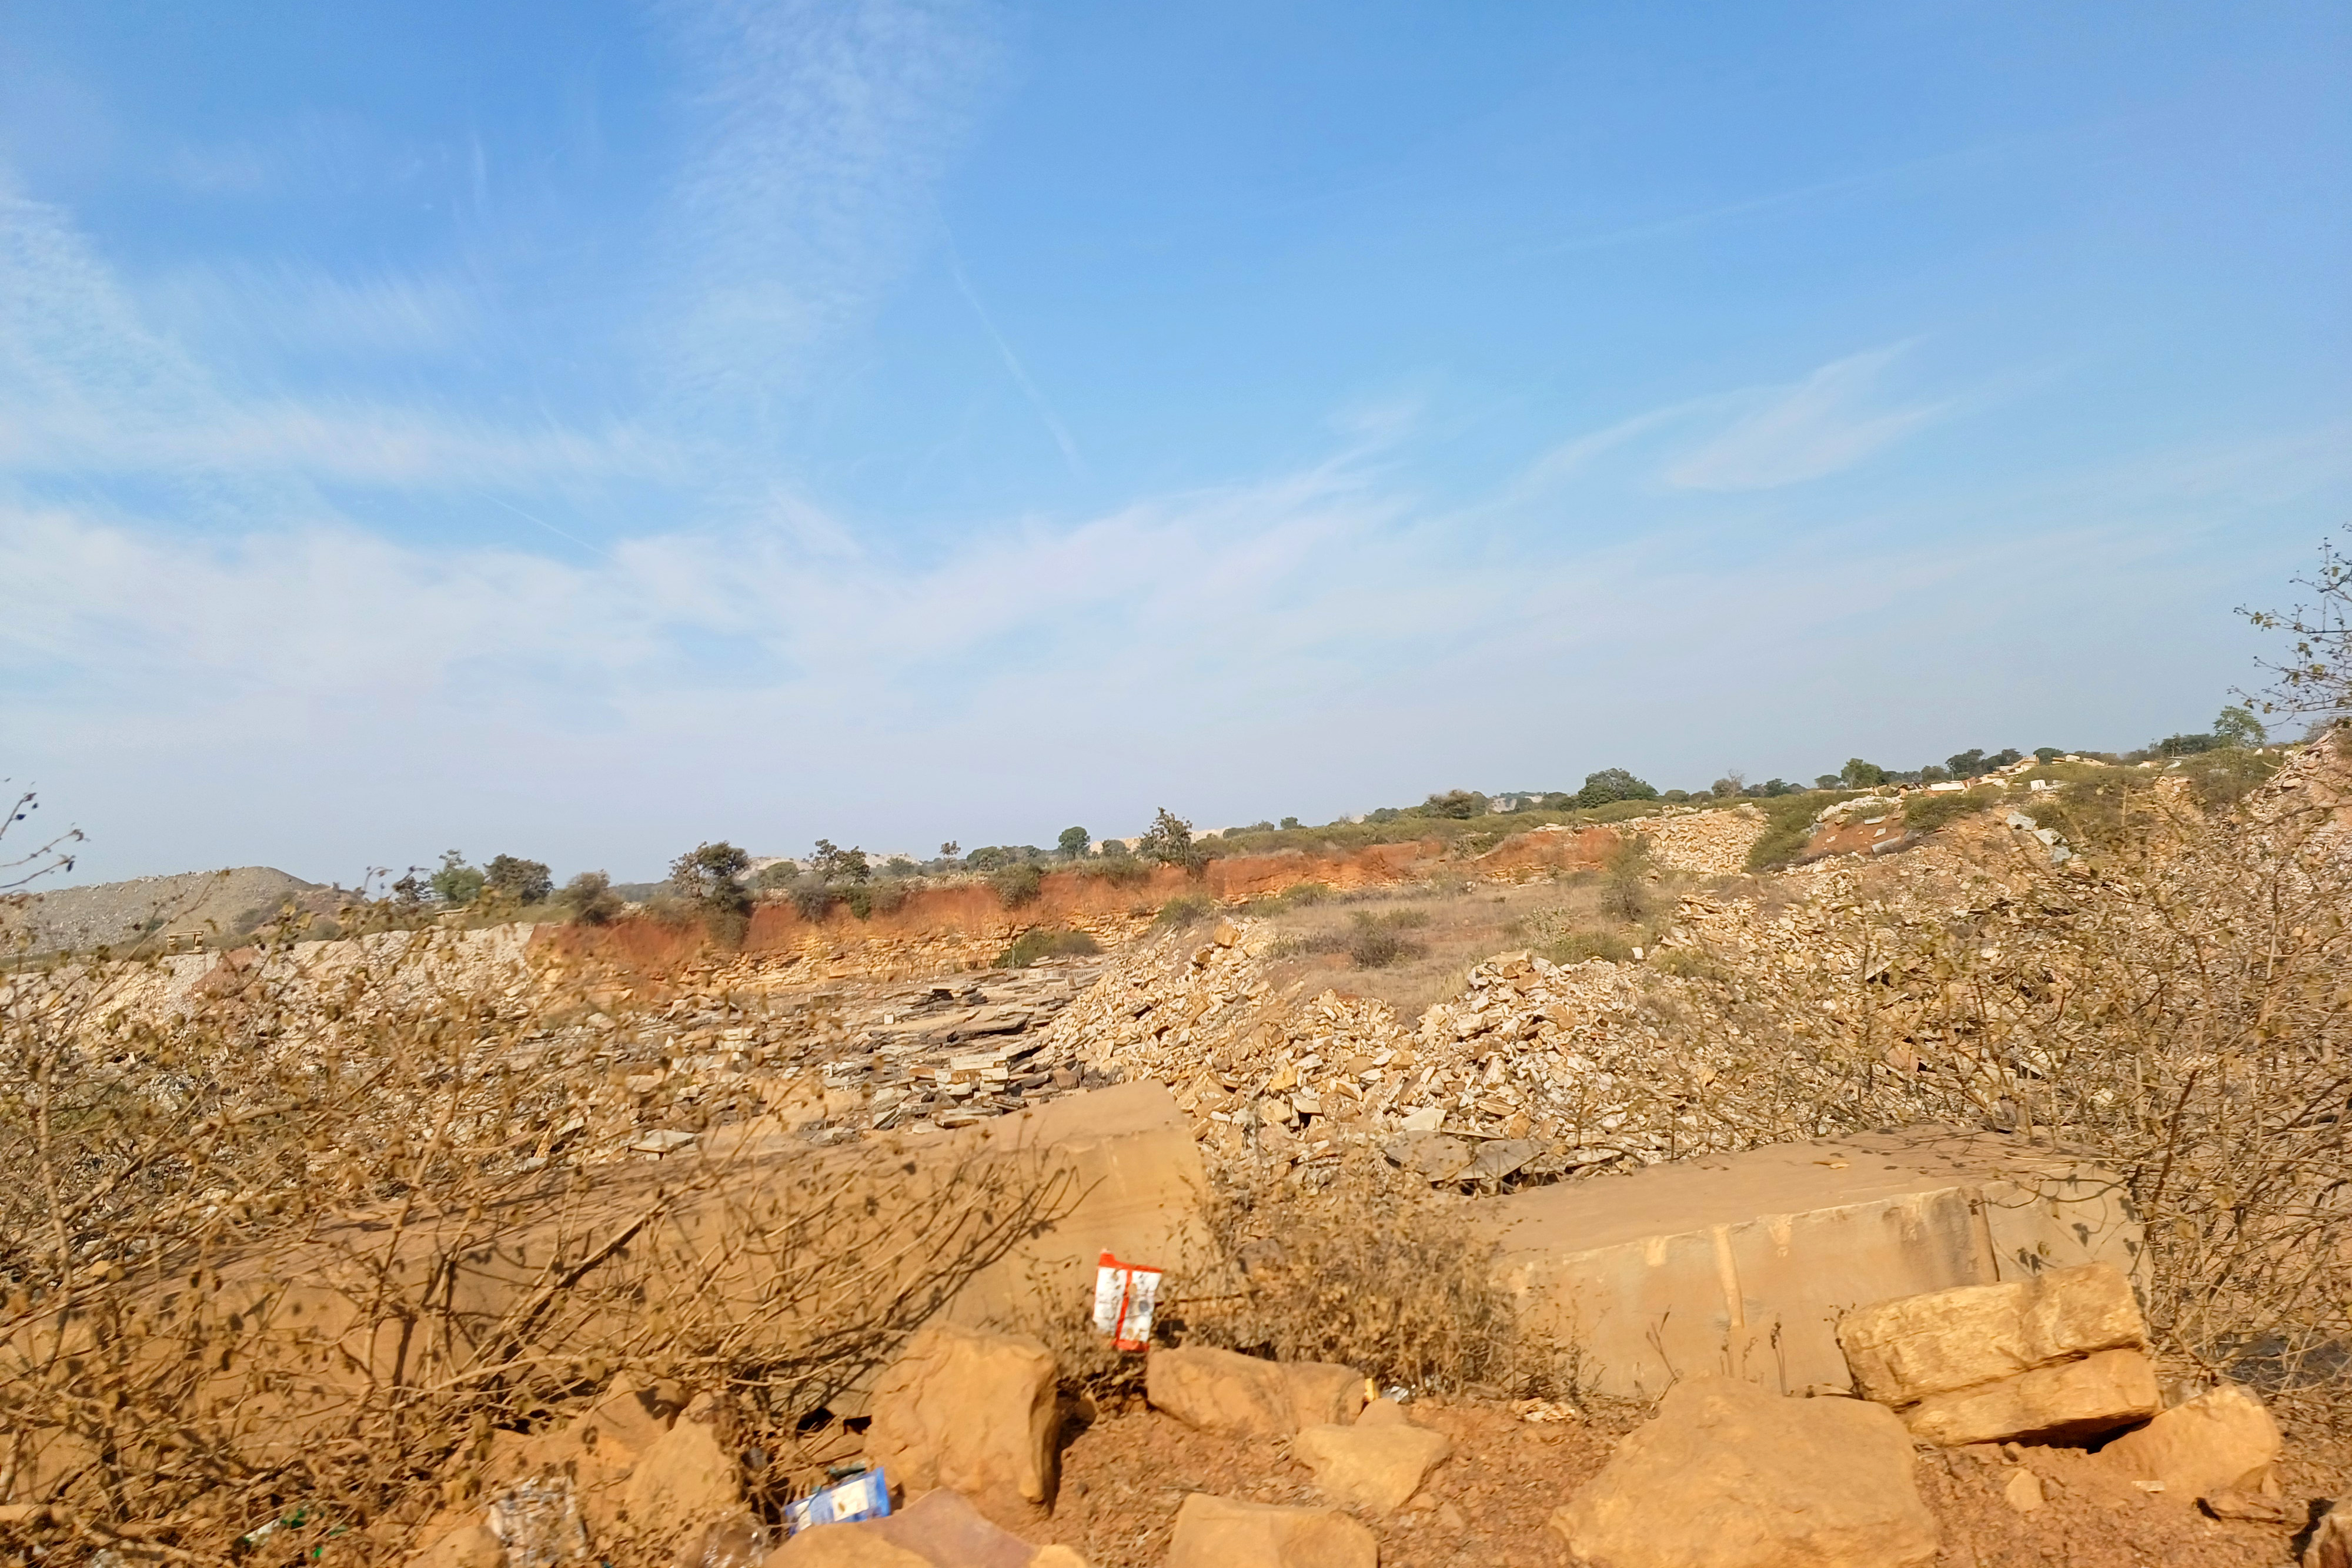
{"left": 1900, "top": 1346, "right": 2160, "bottom": 1446}
{"left": 1471, "top": 1127, "right": 2140, "bottom": 1400}
{"left": 1837, "top": 1263, "right": 2146, "bottom": 1404}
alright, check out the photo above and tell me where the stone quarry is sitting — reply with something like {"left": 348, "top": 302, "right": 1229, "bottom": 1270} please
{"left": 8, "top": 758, "right": 2352, "bottom": 1567}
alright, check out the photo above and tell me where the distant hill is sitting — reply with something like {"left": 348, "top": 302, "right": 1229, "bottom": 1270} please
{"left": 1, "top": 866, "right": 335, "bottom": 955}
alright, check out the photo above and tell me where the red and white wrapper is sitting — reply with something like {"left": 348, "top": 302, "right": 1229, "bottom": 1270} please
{"left": 1093, "top": 1251, "right": 1162, "bottom": 1351}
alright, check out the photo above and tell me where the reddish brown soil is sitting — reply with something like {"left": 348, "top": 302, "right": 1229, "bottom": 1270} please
{"left": 1018, "top": 1399, "right": 2323, "bottom": 1567}
{"left": 533, "top": 833, "right": 1619, "bottom": 975}
{"left": 1802, "top": 813, "right": 1922, "bottom": 862}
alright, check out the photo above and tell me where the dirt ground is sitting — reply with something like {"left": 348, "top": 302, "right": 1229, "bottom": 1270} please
{"left": 1248, "top": 876, "right": 1646, "bottom": 1019}
{"left": 1021, "top": 1396, "right": 2332, "bottom": 1568}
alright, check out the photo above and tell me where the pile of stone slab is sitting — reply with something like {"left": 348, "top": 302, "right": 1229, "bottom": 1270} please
{"left": 1033, "top": 921, "right": 1966, "bottom": 1186}
{"left": 1839, "top": 1263, "right": 2287, "bottom": 1502}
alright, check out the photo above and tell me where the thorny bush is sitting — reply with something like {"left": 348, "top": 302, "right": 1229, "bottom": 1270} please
{"left": 0, "top": 912, "right": 1078, "bottom": 1561}
{"left": 1668, "top": 751, "right": 2352, "bottom": 1419}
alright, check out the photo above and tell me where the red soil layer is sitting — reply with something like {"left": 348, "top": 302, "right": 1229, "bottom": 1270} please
{"left": 533, "top": 831, "right": 1622, "bottom": 974}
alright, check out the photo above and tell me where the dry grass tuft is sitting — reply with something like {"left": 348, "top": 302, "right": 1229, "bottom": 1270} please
{"left": 1178, "top": 1157, "right": 1550, "bottom": 1397}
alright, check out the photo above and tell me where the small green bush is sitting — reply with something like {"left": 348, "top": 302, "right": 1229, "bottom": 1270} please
{"left": 990, "top": 862, "right": 1044, "bottom": 908}
{"left": 1140, "top": 808, "right": 1208, "bottom": 873}
{"left": 1574, "top": 768, "right": 1658, "bottom": 808}
{"left": 1746, "top": 791, "right": 1848, "bottom": 871}
{"left": 1154, "top": 894, "right": 1216, "bottom": 929}
{"left": 556, "top": 871, "right": 624, "bottom": 926}
{"left": 429, "top": 850, "right": 485, "bottom": 907}
{"left": 1600, "top": 834, "right": 1654, "bottom": 922}
{"left": 1903, "top": 786, "right": 2003, "bottom": 834}
{"left": 1279, "top": 881, "right": 1333, "bottom": 907}
{"left": 994, "top": 927, "right": 1102, "bottom": 968}
{"left": 1077, "top": 856, "right": 1151, "bottom": 887}
{"left": 1349, "top": 927, "right": 1425, "bottom": 968}
{"left": 483, "top": 854, "right": 553, "bottom": 905}
{"left": 1419, "top": 790, "right": 1489, "bottom": 819}
{"left": 1547, "top": 928, "right": 1635, "bottom": 964}
{"left": 2173, "top": 747, "right": 2280, "bottom": 810}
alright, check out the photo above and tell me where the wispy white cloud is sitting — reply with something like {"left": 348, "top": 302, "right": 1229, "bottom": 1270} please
{"left": 5, "top": 402, "right": 2341, "bottom": 881}
{"left": 0, "top": 182, "right": 669, "bottom": 493}
{"left": 1665, "top": 344, "right": 1952, "bottom": 491}
{"left": 145, "top": 261, "right": 483, "bottom": 358}
{"left": 654, "top": 0, "right": 1005, "bottom": 416}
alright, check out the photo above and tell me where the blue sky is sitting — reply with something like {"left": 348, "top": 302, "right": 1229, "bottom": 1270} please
{"left": 4, "top": 1, "right": 2347, "bottom": 884}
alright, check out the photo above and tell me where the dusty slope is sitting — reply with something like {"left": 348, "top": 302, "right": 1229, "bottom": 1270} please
{"left": 1, "top": 864, "right": 329, "bottom": 955}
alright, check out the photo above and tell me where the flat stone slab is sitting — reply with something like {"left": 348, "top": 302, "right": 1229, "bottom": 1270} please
{"left": 1468, "top": 1126, "right": 2141, "bottom": 1400}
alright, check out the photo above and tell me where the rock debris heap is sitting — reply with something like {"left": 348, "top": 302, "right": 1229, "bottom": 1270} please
{"left": 1028, "top": 917, "right": 1951, "bottom": 1187}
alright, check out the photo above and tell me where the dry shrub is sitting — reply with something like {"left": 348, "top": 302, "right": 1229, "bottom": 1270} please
{"left": 1178, "top": 1157, "right": 1546, "bottom": 1396}
{"left": 0, "top": 915, "right": 1077, "bottom": 1559}
{"left": 1670, "top": 759, "right": 2352, "bottom": 1419}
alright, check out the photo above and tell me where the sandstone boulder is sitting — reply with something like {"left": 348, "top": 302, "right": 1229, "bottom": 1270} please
{"left": 1294, "top": 1419, "right": 1451, "bottom": 1514}
{"left": 1838, "top": 1263, "right": 2146, "bottom": 1405}
{"left": 1285, "top": 1362, "right": 1371, "bottom": 1429}
{"left": 1164, "top": 1495, "right": 1377, "bottom": 1568}
{"left": 864, "top": 1323, "right": 1060, "bottom": 1506}
{"left": 509, "top": 1373, "right": 680, "bottom": 1539}
{"left": 2307, "top": 1499, "right": 2352, "bottom": 1568}
{"left": 766, "top": 1531, "right": 928, "bottom": 1568}
{"left": 763, "top": 1489, "right": 1087, "bottom": 1567}
{"left": 1900, "top": 1347, "right": 2159, "bottom": 1446}
{"left": 1145, "top": 1347, "right": 1364, "bottom": 1439}
{"left": 624, "top": 1399, "right": 742, "bottom": 1534}
{"left": 2099, "top": 1383, "right": 2282, "bottom": 1499}
{"left": 1551, "top": 1376, "right": 1937, "bottom": 1568}
{"left": 407, "top": 1522, "right": 503, "bottom": 1568}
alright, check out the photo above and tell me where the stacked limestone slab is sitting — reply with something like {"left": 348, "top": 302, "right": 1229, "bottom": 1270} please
{"left": 1836, "top": 1264, "right": 2159, "bottom": 1444}
{"left": 1834, "top": 1263, "right": 2287, "bottom": 1507}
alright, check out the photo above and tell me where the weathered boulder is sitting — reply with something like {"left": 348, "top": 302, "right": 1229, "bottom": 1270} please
{"left": 763, "top": 1489, "right": 1087, "bottom": 1567}
{"left": 1145, "top": 1348, "right": 1364, "bottom": 1439}
{"left": 1838, "top": 1264, "right": 2146, "bottom": 1405}
{"left": 1899, "top": 1347, "right": 2159, "bottom": 1446}
{"left": 624, "top": 1398, "right": 743, "bottom": 1534}
{"left": 1293, "top": 1419, "right": 1451, "bottom": 1514}
{"left": 2099, "top": 1383, "right": 2282, "bottom": 1499}
{"left": 1551, "top": 1376, "right": 1937, "bottom": 1568}
{"left": 1285, "top": 1363, "right": 1371, "bottom": 1429}
{"left": 766, "top": 1530, "right": 928, "bottom": 1567}
{"left": 2307, "top": 1499, "right": 2352, "bottom": 1568}
{"left": 407, "top": 1522, "right": 503, "bottom": 1568}
{"left": 563, "top": 1373, "right": 679, "bottom": 1465}
{"left": 864, "top": 1323, "right": 1060, "bottom": 1506}
{"left": 1164, "top": 1495, "right": 1377, "bottom": 1568}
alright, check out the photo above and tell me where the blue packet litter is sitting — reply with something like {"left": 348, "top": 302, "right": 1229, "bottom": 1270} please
{"left": 786, "top": 1466, "right": 891, "bottom": 1533}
